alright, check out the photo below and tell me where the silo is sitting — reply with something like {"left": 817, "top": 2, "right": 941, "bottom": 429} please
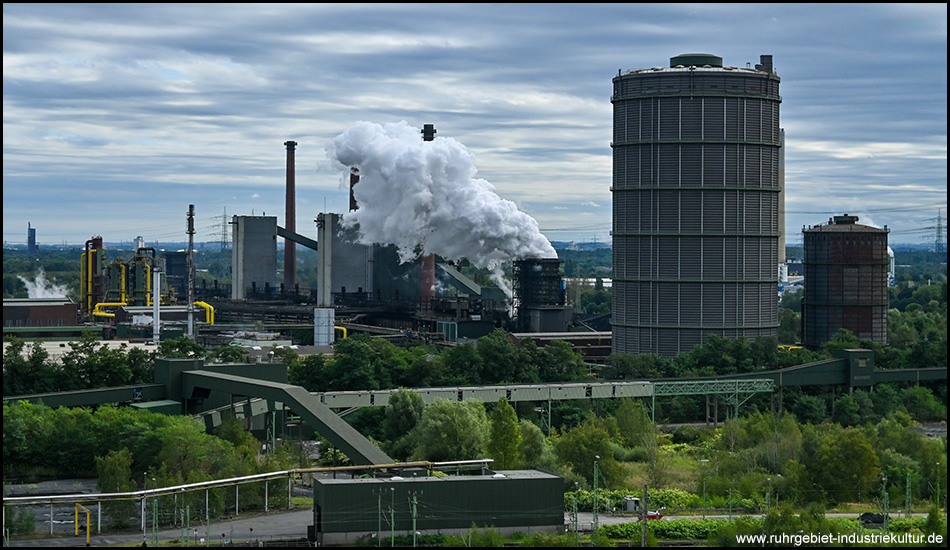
{"left": 611, "top": 54, "right": 782, "bottom": 356}
{"left": 801, "top": 215, "right": 889, "bottom": 349}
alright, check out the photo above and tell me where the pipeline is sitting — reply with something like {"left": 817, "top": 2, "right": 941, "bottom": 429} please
{"left": 92, "top": 302, "right": 126, "bottom": 318}
{"left": 194, "top": 301, "right": 215, "bottom": 324}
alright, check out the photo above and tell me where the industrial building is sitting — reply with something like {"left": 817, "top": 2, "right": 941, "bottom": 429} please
{"left": 801, "top": 214, "right": 889, "bottom": 349}
{"left": 20, "top": 125, "right": 575, "bottom": 353}
{"left": 311, "top": 469, "right": 563, "bottom": 545}
{"left": 224, "top": 126, "right": 572, "bottom": 343}
{"left": 513, "top": 258, "right": 572, "bottom": 332}
{"left": 231, "top": 215, "right": 279, "bottom": 300}
{"left": 2, "top": 298, "right": 78, "bottom": 330}
{"left": 611, "top": 53, "right": 782, "bottom": 357}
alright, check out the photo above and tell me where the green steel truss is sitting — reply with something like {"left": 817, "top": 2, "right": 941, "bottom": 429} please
{"left": 651, "top": 379, "right": 774, "bottom": 421}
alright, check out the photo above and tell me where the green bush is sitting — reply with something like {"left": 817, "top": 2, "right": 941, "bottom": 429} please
{"left": 647, "top": 488, "right": 696, "bottom": 510}
{"left": 651, "top": 518, "right": 729, "bottom": 540}
{"left": 7, "top": 506, "right": 36, "bottom": 535}
{"left": 597, "top": 522, "right": 657, "bottom": 545}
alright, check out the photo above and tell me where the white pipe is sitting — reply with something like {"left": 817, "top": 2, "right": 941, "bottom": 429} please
{"left": 152, "top": 268, "right": 161, "bottom": 343}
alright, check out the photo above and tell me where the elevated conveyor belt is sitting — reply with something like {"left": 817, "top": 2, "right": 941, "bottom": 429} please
{"left": 181, "top": 370, "right": 393, "bottom": 466}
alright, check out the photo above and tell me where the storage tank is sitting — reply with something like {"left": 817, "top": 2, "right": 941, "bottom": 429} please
{"left": 801, "top": 214, "right": 889, "bottom": 349}
{"left": 611, "top": 53, "right": 782, "bottom": 356}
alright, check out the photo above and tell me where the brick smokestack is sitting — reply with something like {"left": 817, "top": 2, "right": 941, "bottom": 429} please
{"left": 284, "top": 140, "right": 297, "bottom": 289}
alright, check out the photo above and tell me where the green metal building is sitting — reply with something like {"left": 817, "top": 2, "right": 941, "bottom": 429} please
{"left": 311, "top": 470, "right": 564, "bottom": 545}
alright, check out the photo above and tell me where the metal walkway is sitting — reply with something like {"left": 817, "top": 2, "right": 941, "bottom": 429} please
{"left": 182, "top": 370, "right": 393, "bottom": 466}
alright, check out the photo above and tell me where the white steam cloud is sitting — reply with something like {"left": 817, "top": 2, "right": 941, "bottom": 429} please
{"left": 18, "top": 269, "right": 69, "bottom": 298}
{"left": 326, "top": 121, "right": 557, "bottom": 275}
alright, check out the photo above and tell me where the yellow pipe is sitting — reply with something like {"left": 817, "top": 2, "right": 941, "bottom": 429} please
{"left": 194, "top": 301, "right": 215, "bottom": 324}
{"left": 146, "top": 259, "right": 152, "bottom": 306}
{"left": 75, "top": 503, "right": 90, "bottom": 546}
{"left": 120, "top": 263, "right": 127, "bottom": 304}
{"left": 93, "top": 302, "right": 126, "bottom": 318}
{"left": 81, "top": 251, "right": 88, "bottom": 311}
{"left": 334, "top": 326, "right": 347, "bottom": 339}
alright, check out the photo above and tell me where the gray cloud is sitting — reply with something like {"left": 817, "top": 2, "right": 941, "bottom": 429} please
{"left": 3, "top": 3, "right": 946, "bottom": 246}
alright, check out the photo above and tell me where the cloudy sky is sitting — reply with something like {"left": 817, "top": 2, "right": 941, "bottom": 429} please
{"left": 3, "top": 3, "right": 946, "bottom": 250}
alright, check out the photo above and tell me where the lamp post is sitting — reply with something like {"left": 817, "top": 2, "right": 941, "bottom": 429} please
{"left": 699, "top": 459, "right": 709, "bottom": 519}
{"left": 936, "top": 462, "right": 941, "bottom": 509}
{"left": 775, "top": 474, "right": 782, "bottom": 509}
{"left": 882, "top": 475, "right": 889, "bottom": 531}
{"left": 766, "top": 478, "right": 772, "bottom": 515}
{"left": 572, "top": 482, "right": 579, "bottom": 533}
{"left": 593, "top": 455, "right": 600, "bottom": 532}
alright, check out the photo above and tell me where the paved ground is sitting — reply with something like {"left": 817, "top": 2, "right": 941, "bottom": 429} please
{"left": 5, "top": 479, "right": 937, "bottom": 547}
{"left": 4, "top": 504, "right": 652, "bottom": 547}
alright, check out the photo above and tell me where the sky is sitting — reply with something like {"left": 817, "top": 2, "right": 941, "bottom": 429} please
{"left": 3, "top": 3, "right": 947, "bottom": 251}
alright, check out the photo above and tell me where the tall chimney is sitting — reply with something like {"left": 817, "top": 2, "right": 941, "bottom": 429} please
{"left": 420, "top": 125, "right": 437, "bottom": 309}
{"left": 284, "top": 140, "right": 297, "bottom": 289}
{"left": 349, "top": 167, "right": 360, "bottom": 211}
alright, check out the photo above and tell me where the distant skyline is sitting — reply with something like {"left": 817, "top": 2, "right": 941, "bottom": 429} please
{"left": 3, "top": 4, "right": 947, "bottom": 249}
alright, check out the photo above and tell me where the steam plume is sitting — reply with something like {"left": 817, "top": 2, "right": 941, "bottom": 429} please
{"left": 326, "top": 121, "right": 556, "bottom": 278}
{"left": 18, "top": 269, "right": 69, "bottom": 298}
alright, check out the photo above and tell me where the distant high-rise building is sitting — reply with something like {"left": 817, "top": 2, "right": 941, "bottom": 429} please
{"left": 801, "top": 215, "right": 889, "bottom": 349}
{"left": 611, "top": 53, "right": 782, "bottom": 356}
{"left": 27, "top": 223, "right": 38, "bottom": 254}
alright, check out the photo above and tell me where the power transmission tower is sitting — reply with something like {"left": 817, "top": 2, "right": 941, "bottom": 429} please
{"left": 936, "top": 209, "right": 945, "bottom": 254}
{"left": 211, "top": 207, "right": 231, "bottom": 251}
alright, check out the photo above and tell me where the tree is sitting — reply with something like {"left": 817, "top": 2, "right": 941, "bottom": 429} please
{"left": 518, "top": 419, "right": 547, "bottom": 468}
{"left": 60, "top": 334, "right": 133, "bottom": 389}
{"left": 602, "top": 353, "right": 665, "bottom": 380}
{"left": 394, "top": 345, "right": 446, "bottom": 388}
{"left": 440, "top": 342, "right": 484, "bottom": 385}
{"left": 534, "top": 340, "right": 588, "bottom": 382}
{"left": 553, "top": 415, "right": 622, "bottom": 488}
{"left": 901, "top": 386, "right": 946, "bottom": 421}
{"left": 157, "top": 336, "right": 207, "bottom": 359}
{"left": 383, "top": 389, "right": 425, "bottom": 460}
{"left": 870, "top": 384, "right": 901, "bottom": 419}
{"left": 213, "top": 415, "right": 261, "bottom": 460}
{"left": 324, "top": 335, "right": 392, "bottom": 391}
{"left": 95, "top": 448, "right": 137, "bottom": 528}
{"left": 209, "top": 345, "right": 250, "bottom": 363}
{"left": 410, "top": 399, "right": 489, "bottom": 461}
{"left": 831, "top": 394, "right": 861, "bottom": 427}
{"left": 778, "top": 308, "right": 800, "bottom": 344}
{"left": 615, "top": 398, "right": 666, "bottom": 486}
{"left": 487, "top": 398, "right": 521, "bottom": 469}
{"left": 614, "top": 398, "right": 654, "bottom": 448}
{"left": 126, "top": 346, "right": 155, "bottom": 384}
{"left": 821, "top": 329, "right": 859, "bottom": 355}
{"left": 579, "top": 285, "right": 611, "bottom": 315}
{"left": 289, "top": 353, "right": 327, "bottom": 391}
{"left": 812, "top": 427, "right": 880, "bottom": 503}
{"left": 2, "top": 338, "right": 56, "bottom": 395}
{"left": 790, "top": 394, "right": 826, "bottom": 425}
{"left": 477, "top": 329, "right": 535, "bottom": 384}
{"left": 270, "top": 345, "right": 299, "bottom": 365}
